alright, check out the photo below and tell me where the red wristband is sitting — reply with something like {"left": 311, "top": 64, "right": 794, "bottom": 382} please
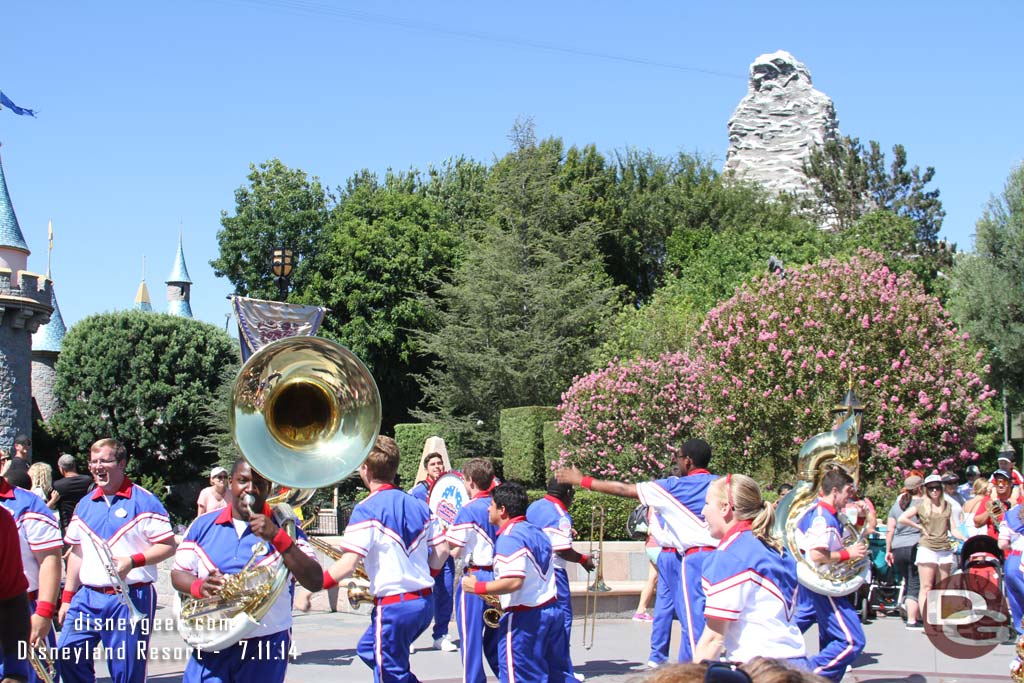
{"left": 131, "top": 553, "right": 146, "bottom": 568}
{"left": 474, "top": 581, "right": 488, "bottom": 595}
{"left": 322, "top": 570, "right": 338, "bottom": 591}
{"left": 837, "top": 549, "right": 851, "bottom": 562}
{"left": 271, "top": 528, "right": 294, "bottom": 554}
{"left": 190, "top": 579, "right": 205, "bottom": 599}
{"left": 579, "top": 554, "right": 590, "bottom": 565}
{"left": 580, "top": 476, "right": 594, "bottom": 490}
{"left": 61, "top": 589, "right": 77, "bottom": 604}
{"left": 34, "top": 601, "right": 56, "bottom": 619}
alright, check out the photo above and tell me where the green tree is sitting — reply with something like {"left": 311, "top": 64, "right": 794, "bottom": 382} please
{"left": 300, "top": 169, "right": 463, "bottom": 431}
{"left": 211, "top": 159, "right": 332, "bottom": 299}
{"left": 415, "top": 120, "right": 622, "bottom": 453}
{"left": 948, "top": 163, "right": 1024, "bottom": 404}
{"left": 50, "top": 311, "right": 236, "bottom": 483}
{"left": 803, "top": 137, "right": 945, "bottom": 242}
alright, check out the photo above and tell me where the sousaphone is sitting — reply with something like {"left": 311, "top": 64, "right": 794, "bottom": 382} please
{"left": 176, "top": 336, "right": 381, "bottom": 651}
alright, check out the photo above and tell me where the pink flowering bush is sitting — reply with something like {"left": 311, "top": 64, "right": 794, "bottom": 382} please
{"left": 696, "top": 250, "right": 995, "bottom": 480}
{"left": 557, "top": 250, "right": 996, "bottom": 485}
{"left": 554, "top": 352, "right": 707, "bottom": 480}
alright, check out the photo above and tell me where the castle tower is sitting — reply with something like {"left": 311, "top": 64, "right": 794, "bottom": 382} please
{"left": 134, "top": 256, "right": 153, "bottom": 312}
{"left": 31, "top": 284, "right": 66, "bottom": 422}
{"left": 166, "top": 232, "right": 192, "bottom": 318}
{"left": 0, "top": 148, "right": 53, "bottom": 445}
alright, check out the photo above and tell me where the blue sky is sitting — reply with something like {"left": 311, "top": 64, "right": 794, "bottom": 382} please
{"left": 2, "top": 1, "right": 1021, "bottom": 331}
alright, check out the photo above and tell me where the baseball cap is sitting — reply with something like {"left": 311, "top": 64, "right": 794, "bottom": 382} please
{"left": 992, "top": 469, "right": 1012, "bottom": 481}
{"left": 941, "top": 472, "right": 959, "bottom": 484}
{"left": 998, "top": 454, "right": 1014, "bottom": 463}
{"left": 924, "top": 474, "right": 943, "bottom": 487}
{"left": 210, "top": 466, "right": 228, "bottom": 478}
{"left": 903, "top": 475, "right": 924, "bottom": 490}
{"left": 966, "top": 465, "right": 981, "bottom": 477}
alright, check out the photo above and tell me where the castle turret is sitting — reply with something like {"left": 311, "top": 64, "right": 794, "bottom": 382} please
{"left": 31, "top": 284, "right": 66, "bottom": 422}
{"left": 0, "top": 148, "right": 53, "bottom": 445}
{"left": 134, "top": 279, "right": 153, "bottom": 311}
{"left": 166, "top": 232, "right": 192, "bottom": 318}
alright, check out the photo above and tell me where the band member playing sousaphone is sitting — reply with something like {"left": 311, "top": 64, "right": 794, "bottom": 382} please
{"left": 999, "top": 497, "right": 1024, "bottom": 634}
{"left": 409, "top": 437, "right": 458, "bottom": 652}
{"left": 57, "top": 438, "right": 177, "bottom": 683}
{"left": 1, "top": 505, "right": 32, "bottom": 683}
{"left": 793, "top": 467, "right": 867, "bottom": 682}
{"left": 171, "top": 460, "right": 323, "bottom": 683}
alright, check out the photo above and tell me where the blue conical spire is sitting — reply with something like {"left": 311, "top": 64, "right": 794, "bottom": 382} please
{"left": 33, "top": 285, "right": 67, "bottom": 353}
{"left": 0, "top": 150, "right": 30, "bottom": 253}
{"left": 167, "top": 231, "right": 192, "bottom": 284}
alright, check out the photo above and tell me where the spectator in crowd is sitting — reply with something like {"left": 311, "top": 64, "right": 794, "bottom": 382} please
{"left": 959, "top": 465, "right": 983, "bottom": 501}
{"left": 27, "top": 462, "right": 53, "bottom": 502}
{"left": 899, "top": 474, "right": 965, "bottom": 625}
{"left": 196, "top": 466, "right": 230, "bottom": 516}
{"left": 962, "top": 477, "right": 992, "bottom": 538}
{"left": 886, "top": 475, "right": 923, "bottom": 629}
{"left": 49, "top": 454, "right": 93, "bottom": 540}
{"left": 2, "top": 436, "right": 31, "bottom": 489}
{"left": 633, "top": 512, "right": 658, "bottom": 623}
{"left": 843, "top": 486, "right": 877, "bottom": 535}
{"left": 943, "top": 472, "right": 965, "bottom": 506}
{"left": 975, "top": 470, "right": 1020, "bottom": 540}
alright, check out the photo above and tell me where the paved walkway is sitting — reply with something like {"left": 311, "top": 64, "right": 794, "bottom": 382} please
{"left": 85, "top": 604, "right": 1016, "bottom": 683}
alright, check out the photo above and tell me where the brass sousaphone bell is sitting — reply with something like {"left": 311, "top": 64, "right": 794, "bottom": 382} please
{"left": 177, "top": 336, "right": 381, "bottom": 651}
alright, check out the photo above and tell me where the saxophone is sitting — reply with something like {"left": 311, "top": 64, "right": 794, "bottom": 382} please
{"left": 773, "top": 412, "right": 870, "bottom": 597}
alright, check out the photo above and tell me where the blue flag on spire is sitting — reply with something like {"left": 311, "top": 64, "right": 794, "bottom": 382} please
{"left": 0, "top": 91, "right": 37, "bottom": 117}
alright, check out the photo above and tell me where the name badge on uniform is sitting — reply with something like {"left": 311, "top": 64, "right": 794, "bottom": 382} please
{"left": 115, "top": 508, "right": 128, "bottom": 518}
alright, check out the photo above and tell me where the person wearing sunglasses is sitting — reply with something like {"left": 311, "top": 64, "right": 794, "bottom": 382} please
{"left": 196, "top": 466, "right": 230, "bottom": 517}
{"left": 898, "top": 473, "right": 965, "bottom": 628}
{"left": 793, "top": 467, "right": 867, "bottom": 682}
{"left": 557, "top": 438, "right": 719, "bottom": 663}
{"left": 694, "top": 473, "right": 807, "bottom": 667}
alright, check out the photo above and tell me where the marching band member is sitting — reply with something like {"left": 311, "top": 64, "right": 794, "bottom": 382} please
{"left": 320, "top": 436, "right": 449, "bottom": 683}
{"left": 171, "top": 459, "right": 323, "bottom": 683}
{"left": 0, "top": 474, "right": 62, "bottom": 683}
{"left": 557, "top": 438, "right": 719, "bottom": 662}
{"left": 461, "top": 482, "right": 571, "bottom": 683}
{"left": 998, "top": 500, "right": 1024, "bottom": 632}
{"left": 525, "top": 478, "right": 595, "bottom": 682}
{"left": 409, "top": 438, "right": 458, "bottom": 652}
{"left": 0, "top": 504, "right": 31, "bottom": 683}
{"left": 446, "top": 458, "right": 500, "bottom": 683}
{"left": 793, "top": 467, "right": 866, "bottom": 683}
{"left": 694, "top": 473, "right": 806, "bottom": 667}
{"left": 56, "top": 438, "right": 177, "bottom": 683}
{"left": 646, "top": 511, "right": 679, "bottom": 667}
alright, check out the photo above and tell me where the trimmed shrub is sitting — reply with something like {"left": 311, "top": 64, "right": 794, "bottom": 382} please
{"left": 542, "top": 421, "right": 563, "bottom": 476}
{"left": 500, "top": 406, "right": 559, "bottom": 487}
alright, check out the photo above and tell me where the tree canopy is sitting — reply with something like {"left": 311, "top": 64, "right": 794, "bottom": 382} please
{"left": 51, "top": 312, "right": 236, "bottom": 484}
{"left": 948, "top": 163, "right": 1024, "bottom": 406}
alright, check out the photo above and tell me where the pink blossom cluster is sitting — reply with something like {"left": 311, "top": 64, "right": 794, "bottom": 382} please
{"left": 554, "top": 352, "right": 707, "bottom": 478}
{"left": 556, "top": 250, "right": 995, "bottom": 483}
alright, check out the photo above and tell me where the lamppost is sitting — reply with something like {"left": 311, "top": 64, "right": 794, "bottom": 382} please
{"left": 271, "top": 247, "right": 295, "bottom": 301}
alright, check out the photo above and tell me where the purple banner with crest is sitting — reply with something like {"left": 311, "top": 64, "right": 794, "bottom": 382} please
{"left": 231, "top": 296, "right": 327, "bottom": 361}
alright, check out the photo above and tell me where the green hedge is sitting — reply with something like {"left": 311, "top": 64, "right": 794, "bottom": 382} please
{"left": 525, "top": 488, "right": 636, "bottom": 542}
{"left": 393, "top": 423, "right": 462, "bottom": 488}
{"left": 542, "top": 420, "right": 563, "bottom": 473}
{"left": 500, "top": 406, "right": 559, "bottom": 488}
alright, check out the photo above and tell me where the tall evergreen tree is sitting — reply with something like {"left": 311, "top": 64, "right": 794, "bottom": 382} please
{"left": 414, "top": 120, "right": 622, "bottom": 453}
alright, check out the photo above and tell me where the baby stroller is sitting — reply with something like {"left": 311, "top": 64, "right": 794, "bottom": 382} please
{"left": 959, "top": 535, "right": 1003, "bottom": 594}
{"left": 858, "top": 524, "right": 903, "bottom": 621}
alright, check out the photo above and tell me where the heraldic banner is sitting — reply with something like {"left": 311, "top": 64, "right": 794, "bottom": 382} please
{"left": 230, "top": 296, "right": 327, "bottom": 362}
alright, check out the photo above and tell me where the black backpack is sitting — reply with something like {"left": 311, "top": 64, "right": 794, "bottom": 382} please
{"left": 627, "top": 503, "right": 649, "bottom": 539}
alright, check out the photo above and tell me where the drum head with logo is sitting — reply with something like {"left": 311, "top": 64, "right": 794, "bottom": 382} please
{"left": 428, "top": 472, "right": 468, "bottom": 528}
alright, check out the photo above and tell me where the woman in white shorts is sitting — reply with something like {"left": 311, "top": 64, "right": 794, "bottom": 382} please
{"left": 898, "top": 474, "right": 965, "bottom": 622}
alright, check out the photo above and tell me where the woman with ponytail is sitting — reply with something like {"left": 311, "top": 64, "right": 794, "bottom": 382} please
{"left": 693, "top": 473, "right": 808, "bottom": 667}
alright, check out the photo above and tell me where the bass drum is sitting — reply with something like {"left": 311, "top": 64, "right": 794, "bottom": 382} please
{"left": 429, "top": 472, "right": 469, "bottom": 529}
